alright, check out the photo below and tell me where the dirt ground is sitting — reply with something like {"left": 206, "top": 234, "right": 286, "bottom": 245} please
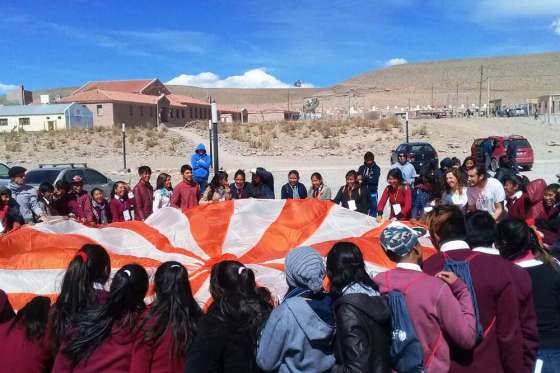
{"left": 1, "top": 116, "right": 559, "bottom": 195}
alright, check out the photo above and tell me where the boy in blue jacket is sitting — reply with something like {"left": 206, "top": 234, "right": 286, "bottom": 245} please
{"left": 191, "top": 144, "right": 212, "bottom": 193}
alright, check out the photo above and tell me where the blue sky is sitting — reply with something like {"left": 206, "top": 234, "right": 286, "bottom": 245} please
{"left": 1, "top": 0, "right": 559, "bottom": 92}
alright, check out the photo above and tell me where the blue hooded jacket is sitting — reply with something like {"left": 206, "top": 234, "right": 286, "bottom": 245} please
{"left": 191, "top": 144, "right": 212, "bottom": 179}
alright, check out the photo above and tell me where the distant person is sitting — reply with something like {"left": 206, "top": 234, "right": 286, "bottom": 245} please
{"left": 68, "top": 175, "right": 93, "bottom": 223}
{"left": 467, "top": 165, "right": 505, "bottom": 220}
{"left": 251, "top": 168, "right": 275, "bottom": 199}
{"left": 357, "top": 151, "right": 381, "bottom": 216}
{"left": 411, "top": 172, "right": 433, "bottom": 220}
{"left": 460, "top": 157, "right": 476, "bottom": 185}
{"left": 7, "top": 166, "right": 43, "bottom": 223}
{"left": 504, "top": 176, "right": 530, "bottom": 221}
{"left": 507, "top": 141, "right": 519, "bottom": 171}
{"left": 435, "top": 157, "right": 454, "bottom": 185}
{"left": 89, "top": 188, "right": 111, "bottom": 225}
{"left": 333, "top": 170, "right": 371, "bottom": 214}
{"left": 442, "top": 168, "right": 468, "bottom": 209}
{"left": 422, "top": 204, "right": 524, "bottom": 373}
{"left": 200, "top": 170, "right": 232, "bottom": 203}
{"left": 377, "top": 168, "right": 412, "bottom": 222}
{"left": 390, "top": 152, "right": 417, "bottom": 186}
{"left": 171, "top": 165, "right": 200, "bottom": 210}
{"left": 133, "top": 165, "right": 154, "bottom": 221}
{"left": 132, "top": 262, "right": 202, "bottom": 372}
{"left": 327, "top": 242, "right": 391, "bottom": 372}
{"left": 153, "top": 173, "right": 173, "bottom": 211}
{"left": 494, "top": 157, "right": 517, "bottom": 185}
{"left": 483, "top": 139, "right": 496, "bottom": 170}
{"left": 451, "top": 157, "right": 462, "bottom": 170}
{"left": 496, "top": 219, "right": 560, "bottom": 373}
{"left": 374, "top": 224, "right": 477, "bottom": 373}
{"left": 186, "top": 261, "right": 273, "bottom": 373}
{"left": 281, "top": 170, "right": 307, "bottom": 200}
{"left": 53, "top": 264, "right": 148, "bottom": 372}
{"left": 0, "top": 187, "right": 23, "bottom": 234}
{"left": 109, "top": 181, "right": 135, "bottom": 222}
{"left": 51, "top": 180, "right": 73, "bottom": 216}
{"left": 0, "top": 296, "right": 52, "bottom": 373}
{"left": 191, "top": 144, "right": 212, "bottom": 193}
{"left": 308, "top": 172, "right": 332, "bottom": 200}
{"left": 230, "top": 169, "right": 253, "bottom": 199}
{"left": 37, "top": 182, "right": 55, "bottom": 217}
{"left": 257, "top": 247, "right": 335, "bottom": 372}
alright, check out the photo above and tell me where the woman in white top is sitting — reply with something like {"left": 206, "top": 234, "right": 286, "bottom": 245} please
{"left": 441, "top": 168, "right": 468, "bottom": 209}
{"left": 153, "top": 173, "right": 173, "bottom": 211}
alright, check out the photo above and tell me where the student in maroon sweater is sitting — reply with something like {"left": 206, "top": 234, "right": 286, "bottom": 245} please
{"left": 0, "top": 289, "right": 15, "bottom": 323}
{"left": 0, "top": 296, "right": 52, "bottom": 372}
{"left": 504, "top": 176, "right": 531, "bottom": 221}
{"left": 67, "top": 176, "right": 93, "bottom": 223}
{"left": 132, "top": 261, "right": 202, "bottom": 372}
{"left": 53, "top": 264, "right": 149, "bottom": 372}
{"left": 423, "top": 204, "right": 524, "bottom": 373}
{"left": 496, "top": 218, "right": 560, "bottom": 373}
{"left": 109, "top": 181, "right": 135, "bottom": 222}
{"left": 171, "top": 164, "right": 200, "bottom": 210}
{"left": 133, "top": 165, "right": 154, "bottom": 221}
{"left": 49, "top": 244, "right": 111, "bottom": 352}
{"left": 466, "top": 211, "right": 538, "bottom": 373}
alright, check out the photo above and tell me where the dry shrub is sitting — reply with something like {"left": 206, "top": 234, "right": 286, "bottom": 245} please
{"left": 271, "top": 125, "right": 279, "bottom": 139}
{"left": 262, "top": 134, "right": 273, "bottom": 151}
{"left": 412, "top": 125, "right": 429, "bottom": 137}
{"left": 145, "top": 138, "right": 158, "bottom": 149}
{"left": 46, "top": 141, "right": 55, "bottom": 150}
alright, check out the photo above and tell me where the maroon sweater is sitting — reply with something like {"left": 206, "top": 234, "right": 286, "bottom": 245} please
{"left": 133, "top": 181, "right": 154, "bottom": 221}
{"left": 423, "top": 241, "right": 524, "bottom": 373}
{"left": 0, "top": 322, "right": 52, "bottom": 373}
{"left": 170, "top": 181, "right": 200, "bottom": 210}
{"left": 109, "top": 197, "right": 135, "bottom": 222}
{"left": 506, "top": 192, "right": 530, "bottom": 220}
{"left": 131, "top": 322, "right": 186, "bottom": 373}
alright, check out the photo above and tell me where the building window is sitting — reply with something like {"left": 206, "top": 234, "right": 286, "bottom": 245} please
{"left": 58, "top": 116, "right": 62, "bottom": 119}
{"left": 175, "top": 109, "right": 179, "bottom": 118}
{"left": 129, "top": 105, "right": 133, "bottom": 116}
{"left": 170, "top": 109, "right": 174, "bottom": 118}
{"left": 189, "top": 107, "right": 193, "bottom": 118}
{"left": 181, "top": 109, "right": 185, "bottom": 118}
{"left": 0, "top": 118, "right": 7, "bottom": 126}
{"left": 19, "top": 118, "right": 30, "bottom": 126}
{"left": 96, "top": 104, "right": 103, "bottom": 116}
{"left": 140, "top": 106, "right": 144, "bottom": 117}
{"left": 46, "top": 116, "right": 50, "bottom": 119}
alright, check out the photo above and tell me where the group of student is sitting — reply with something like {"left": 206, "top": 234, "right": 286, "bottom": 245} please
{"left": 1, "top": 204, "right": 559, "bottom": 372}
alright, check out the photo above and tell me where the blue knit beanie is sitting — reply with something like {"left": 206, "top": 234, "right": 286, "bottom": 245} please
{"left": 380, "top": 224, "right": 419, "bottom": 257}
{"left": 285, "top": 246, "right": 325, "bottom": 292}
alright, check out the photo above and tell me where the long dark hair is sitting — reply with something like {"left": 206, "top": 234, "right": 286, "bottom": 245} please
{"left": 51, "top": 244, "right": 111, "bottom": 347}
{"left": 387, "top": 168, "right": 404, "bottom": 187}
{"left": 156, "top": 173, "right": 172, "bottom": 191}
{"left": 63, "top": 264, "right": 149, "bottom": 364}
{"left": 110, "top": 181, "right": 128, "bottom": 200}
{"left": 9, "top": 296, "right": 51, "bottom": 341}
{"left": 205, "top": 171, "right": 228, "bottom": 200}
{"left": 142, "top": 262, "right": 202, "bottom": 358}
{"left": 209, "top": 261, "right": 273, "bottom": 354}
{"left": 326, "top": 242, "right": 378, "bottom": 299}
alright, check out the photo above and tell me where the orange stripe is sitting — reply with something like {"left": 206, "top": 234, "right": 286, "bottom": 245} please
{"left": 109, "top": 221, "right": 205, "bottom": 262}
{"left": 239, "top": 199, "right": 332, "bottom": 264}
{"left": 184, "top": 201, "right": 234, "bottom": 258}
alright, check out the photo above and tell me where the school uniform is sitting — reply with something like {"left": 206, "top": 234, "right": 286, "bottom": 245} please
{"left": 0, "top": 322, "right": 52, "bottom": 373}
{"left": 133, "top": 181, "right": 154, "bottom": 221}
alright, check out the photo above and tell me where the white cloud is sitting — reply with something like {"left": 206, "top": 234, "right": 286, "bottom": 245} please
{"left": 553, "top": 18, "right": 560, "bottom": 35}
{"left": 0, "top": 83, "right": 18, "bottom": 94}
{"left": 386, "top": 58, "right": 408, "bottom": 67}
{"left": 166, "top": 68, "right": 314, "bottom": 88}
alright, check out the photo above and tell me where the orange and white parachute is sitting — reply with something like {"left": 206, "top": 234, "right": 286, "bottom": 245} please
{"left": 0, "top": 199, "right": 435, "bottom": 309}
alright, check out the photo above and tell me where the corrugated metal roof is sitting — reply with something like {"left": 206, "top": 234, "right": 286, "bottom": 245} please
{"left": 0, "top": 104, "right": 71, "bottom": 116}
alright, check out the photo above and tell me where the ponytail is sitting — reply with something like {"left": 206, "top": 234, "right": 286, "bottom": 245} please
{"left": 63, "top": 264, "right": 148, "bottom": 364}
{"left": 9, "top": 296, "right": 51, "bottom": 341}
{"left": 51, "top": 244, "right": 111, "bottom": 347}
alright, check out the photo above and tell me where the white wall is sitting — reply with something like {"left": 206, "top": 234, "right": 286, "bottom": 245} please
{"left": 0, "top": 113, "right": 66, "bottom": 132}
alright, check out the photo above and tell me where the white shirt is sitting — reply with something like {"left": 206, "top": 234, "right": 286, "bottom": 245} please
{"left": 467, "top": 177, "right": 505, "bottom": 214}
{"left": 473, "top": 246, "right": 500, "bottom": 255}
{"left": 153, "top": 189, "right": 171, "bottom": 211}
{"left": 440, "top": 240, "right": 470, "bottom": 253}
{"left": 396, "top": 262, "right": 422, "bottom": 272}
{"left": 442, "top": 187, "right": 469, "bottom": 207}
{"left": 516, "top": 259, "right": 544, "bottom": 268}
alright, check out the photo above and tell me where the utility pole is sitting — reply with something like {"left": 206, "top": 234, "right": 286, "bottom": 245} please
{"left": 405, "top": 112, "right": 409, "bottom": 143}
{"left": 121, "top": 123, "right": 127, "bottom": 171}
{"left": 431, "top": 84, "right": 434, "bottom": 108}
{"left": 347, "top": 92, "right": 351, "bottom": 119}
{"left": 487, "top": 78, "right": 490, "bottom": 117}
{"left": 456, "top": 83, "right": 459, "bottom": 110}
{"left": 478, "top": 65, "right": 483, "bottom": 116}
{"left": 211, "top": 99, "right": 219, "bottom": 171}
{"left": 287, "top": 88, "right": 290, "bottom": 111}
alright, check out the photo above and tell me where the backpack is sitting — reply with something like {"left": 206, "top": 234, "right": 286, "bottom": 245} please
{"left": 384, "top": 272, "right": 439, "bottom": 373}
{"left": 442, "top": 252, "right": 494, "bottom": 343}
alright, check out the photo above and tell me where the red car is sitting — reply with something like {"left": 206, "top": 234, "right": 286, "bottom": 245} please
{"left": 471, "top": 135, "right": 534, "bottom": 171}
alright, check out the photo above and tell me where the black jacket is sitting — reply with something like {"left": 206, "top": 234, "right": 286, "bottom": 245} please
{"left": 185, "top": 304, "right": 263, "bottom": 373}
{"left": 357, "top": 163, "right": 381, "bottom": 194}
{"left": 331, "top": 293, "right": 391, "bottom": 373}
{"left": 333, "top": 185, "right": 371, "bottom": 214}
{"left": 230, "top": 182, "right": 253, "bottom": 199}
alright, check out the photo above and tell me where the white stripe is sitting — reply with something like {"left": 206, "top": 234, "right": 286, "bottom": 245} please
{"left": 300, "top": 204, "right": 379, "bottom": 247}
{"left": 221, "top": 199, "right": 286, "bottom": 257}
{"left": 0, "top": 269, "right": 65, "bottom": 294}
{"left": 145, "top": 207, "right": 209, "bottom": 260}
{"left": 32, "top": 220, "right": 203, "bottom": 269}
{"left": 193, "top": 274, "right": 211, "bottom": 305}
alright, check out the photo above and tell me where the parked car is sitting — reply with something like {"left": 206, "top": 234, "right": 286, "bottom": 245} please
{"left": 471, "top": 135, "right": 534, "bottom": 171}
{"left": 24, "top": 163, "right": 114, "bottom": 196}
{"left": 0, "top": 163, "right": 9, "bottom": 186}
{"left": 390, "top": 142, "right": 439, "bottom": 174}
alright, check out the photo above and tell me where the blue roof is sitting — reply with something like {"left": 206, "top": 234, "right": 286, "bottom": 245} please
{"left": 0, "top": 103, "right": 73, "bottom": 116}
